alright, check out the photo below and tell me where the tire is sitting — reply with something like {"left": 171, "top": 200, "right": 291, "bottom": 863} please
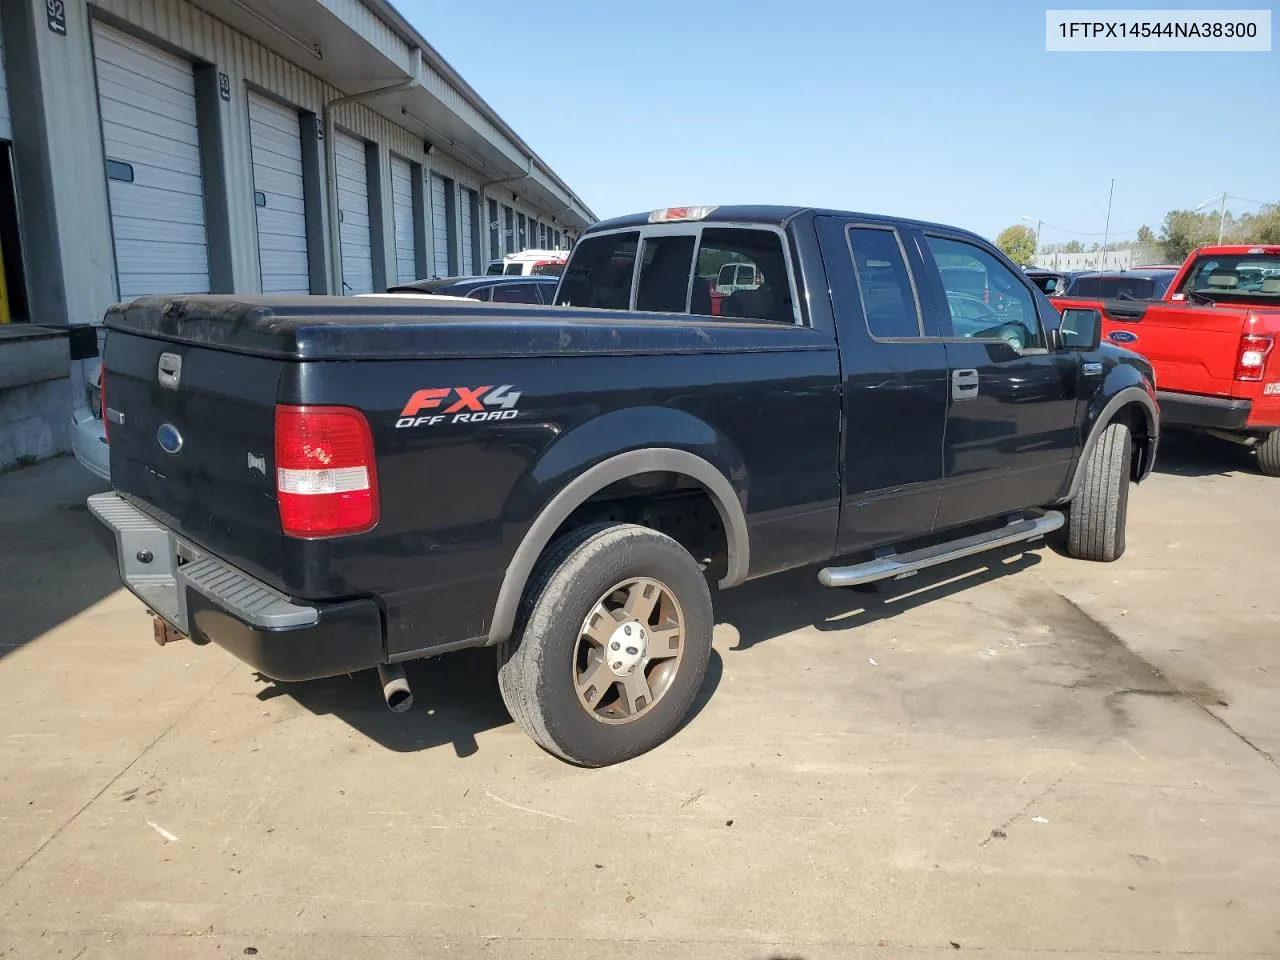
{"left": 497, "top": 522, "right": 715, "bottom": 767}
{"left": 1256, "top": 431, "right": 1280, "bottom": 477}
{"left": 1066, "top": 420, "right": 1132, "bottom": 562}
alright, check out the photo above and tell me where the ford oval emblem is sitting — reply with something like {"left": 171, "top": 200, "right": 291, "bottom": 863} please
{"left": 156, "top": 423, "right": 184, "bottom": 455}
{"left": 1108, "top": 330, "right": 1139, "bottom": 344}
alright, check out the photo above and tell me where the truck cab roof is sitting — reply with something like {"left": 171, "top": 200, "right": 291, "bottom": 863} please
{"left": 585, "top": 205, "right": 992, "bottom": 246}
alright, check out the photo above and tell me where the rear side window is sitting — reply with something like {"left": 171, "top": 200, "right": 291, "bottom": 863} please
{"left": 846, "top": 227, "right": 923, "bottom": 338}
{"left": 465, "top": 286, "right": 492, "bottom": 301}
{"left": 492, "top": 283, "right": 537, "bottom": 303}
{"left": 693, "top": 228, "right": 793, "bottom": 323}
{"left": 555, "top": 231, "right": 640, "bottom": 309}
{"left": 504, "top": 262, "right": 523, "bottom": 275}
{"left": 635, "top": 235, "right": 696, "bottom": 313}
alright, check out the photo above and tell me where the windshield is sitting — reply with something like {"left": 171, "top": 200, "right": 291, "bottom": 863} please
{"left": 531, "top": 262, "right": 564, "bottom": 277}
{"left": 485, "top": 262, "right": 504, "bottom": 275}
{"left": 1180, "top": 255, "right": 1280, "bottom": 301}
{"left": 1066, "top": 274, "right": 1173, "bottom": 300}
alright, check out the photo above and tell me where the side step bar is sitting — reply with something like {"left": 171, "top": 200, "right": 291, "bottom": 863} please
{"left": 818, "top": 510, "right": 1065, "bottom": 588}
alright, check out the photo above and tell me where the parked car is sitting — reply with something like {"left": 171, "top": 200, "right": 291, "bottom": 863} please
{"left": 484, "top": 249, "right": 568, "bottom": 277}
{"left": 1024, "top": 269, "right": 1078, "bottom": 297}
{"left": 1063, "top": 269, "right": 1178, "bottom": 301}
{"left": 71, "top": 359, "right": 110, "bottom": 482}
{"left": 1054, "top": 244, "right": 1280, "bottom": 475}
{"left": 89, "top": 204, "right": 1158, "bottom": 767}
{"left": 387, "top": 274, "right": 559, "bottom": 303}
{"left": 714, "top": 261, "right": 761, "bottom": 295}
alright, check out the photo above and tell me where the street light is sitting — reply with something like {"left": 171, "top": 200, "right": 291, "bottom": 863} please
{"left": 1195, "top": 192, "right": 1228, "bottom": 244}
{"left": 1019, "top": 215, "right": 1042, "bottom": 255}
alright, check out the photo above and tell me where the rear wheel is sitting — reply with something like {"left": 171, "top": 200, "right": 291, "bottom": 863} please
{"left": 497, "top": 523, "right": 714, "bottom": 766}
{"left": 1066, "top": 421, "right": 1132, "bottom": 562}
{"left": 1256, "top": 431, "right": 1280, "bottom": 477}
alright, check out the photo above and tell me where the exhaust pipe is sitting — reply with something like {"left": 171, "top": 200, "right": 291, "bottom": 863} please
{"left": 377, "top": 662, "right": 413, "bottom": 713}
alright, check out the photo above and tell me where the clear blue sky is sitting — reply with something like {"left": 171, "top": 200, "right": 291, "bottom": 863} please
{"left": 400, "top": 0, "right": 1278, "bottom": 244}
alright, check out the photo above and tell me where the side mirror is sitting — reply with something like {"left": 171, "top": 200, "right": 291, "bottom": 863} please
{"left": 1055, "top": 307, "right": 1102, "bottom": 351}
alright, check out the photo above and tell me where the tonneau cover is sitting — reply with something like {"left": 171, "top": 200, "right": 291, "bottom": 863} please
{"left": 103, "top": 295, "right": 828, "bottom": 361}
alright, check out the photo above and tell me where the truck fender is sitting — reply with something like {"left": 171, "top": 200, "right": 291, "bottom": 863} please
{"left": 1057, "top": 386, "right": 1159, "bottom": 504}
{"left": 487, "top": 447, "right": 749, "bottom": 645}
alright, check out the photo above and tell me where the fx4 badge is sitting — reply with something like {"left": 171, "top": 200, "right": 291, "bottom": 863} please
{"left": 396, "top": 385, "right": 522, "bottom": 429}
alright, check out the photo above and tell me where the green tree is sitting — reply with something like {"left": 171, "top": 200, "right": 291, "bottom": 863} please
{"left": 1159, "top": 209, "right": 1220, "bottom": 262}
{"left": 1064, "top": 240, "right": 1083, "bottom": 254}
{"left": 1236, "top": 203, "right": 1280, "bottom": 245}
{"left": 995, "top": 224, "right": 1037, "bottom": 264}
{"left": 1136, "top": 225, "right": 1155, "bottom": 243}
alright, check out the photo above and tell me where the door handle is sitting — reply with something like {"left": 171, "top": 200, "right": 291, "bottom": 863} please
{"left": 951, "top": 368, "right": 979, "bottom": 401}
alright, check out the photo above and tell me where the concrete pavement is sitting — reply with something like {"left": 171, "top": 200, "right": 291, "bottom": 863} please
{"left": 1, "top": 436, "right": 1277, "bottom": 959}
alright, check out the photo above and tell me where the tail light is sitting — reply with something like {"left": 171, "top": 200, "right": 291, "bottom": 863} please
{"left": 1236, "top": 334, "right": 1274, "bottom": 382}
{"left": 274, "top": 405, "right": 379, "bottom": 538}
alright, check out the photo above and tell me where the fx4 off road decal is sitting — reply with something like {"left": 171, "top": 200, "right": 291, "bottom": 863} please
{"left": 396, "top": 385, "right": 522, "bottom": 428}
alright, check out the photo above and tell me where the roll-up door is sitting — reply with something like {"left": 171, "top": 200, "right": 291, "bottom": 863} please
{"left": 93, "top": 20, "right": 209, "bottom": 298}
{"left": 459, "top": 187, "right": 474, "bottom": 275}
{"left": 334, "top": 131, "right": 373, "bottom": 294}
{"left": 248, "top": 91, "right": 308, "bottom": 294}
{"left": 390, "top": 156, "right": 417, "bottom": 284}
{"left": 0, "top": 18, "right": 11, "bottom": 141}
{"left": 430, "top": 173, "right": 450, "bottom": 277}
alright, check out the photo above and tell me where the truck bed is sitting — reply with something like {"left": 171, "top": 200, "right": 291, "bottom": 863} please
{"left": 103, "top": 294, "right": 841, "bottom": 654}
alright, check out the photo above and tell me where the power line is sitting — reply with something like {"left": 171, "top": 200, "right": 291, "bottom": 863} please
{"left": 1037, "top": 221, "right": 1142, "bottom": 237}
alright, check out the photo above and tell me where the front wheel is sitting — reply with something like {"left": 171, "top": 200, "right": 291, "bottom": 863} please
{"left": 1066, "top": 421, "right": 1132, "bottom": 562}
{"left": 1256, "top": 431, "right": 1280, "bottom": 477}
{"left": 497, "top": 523, "right": 714, "bottom": 766}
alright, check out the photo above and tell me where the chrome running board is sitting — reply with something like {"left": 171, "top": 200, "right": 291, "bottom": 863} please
{"left": 818, "top": 510, "right": 1065, "bottom": 588}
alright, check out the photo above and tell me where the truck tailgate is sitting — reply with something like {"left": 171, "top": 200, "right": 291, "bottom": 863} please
{"left": 1093, "top": 300, "right": 1248, "bottom": 396}
{"left": 104, "top": 330, "right": 287, "bottom": 587}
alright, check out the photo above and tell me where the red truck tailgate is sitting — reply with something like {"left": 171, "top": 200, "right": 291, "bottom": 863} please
{"left": 1099, "top": 301, "right": 1248, "bottom": 395}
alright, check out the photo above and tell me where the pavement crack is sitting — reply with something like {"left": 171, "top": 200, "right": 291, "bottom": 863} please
{"left": 0, "top": 663, "right": 238, "bottom": 892}
{"left": 979, "top": 774, "right": 1065, "bottom": 847}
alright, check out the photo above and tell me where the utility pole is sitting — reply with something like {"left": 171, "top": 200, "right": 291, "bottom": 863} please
{"left": 1217, "top": 192, "right": 1227, "bottom": 244}
{"left": 1100, "top": 178, "right": 1115, "bottom": 271}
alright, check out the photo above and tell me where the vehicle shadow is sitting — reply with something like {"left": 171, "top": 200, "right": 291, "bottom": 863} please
{"left": 1153, "top": 428, "right": 1258, "bottom": 478}
{"left": 716, "top": 542, "right": 1042, "bottom": 653}
{"left": 264, "top": 539, "right": 1043, "bottom": 758}
{"left": 0, "top": 458, "right": 117, "bottom": 663}
{"left": 262, "top": 644, "right": 724, "bottom": 761}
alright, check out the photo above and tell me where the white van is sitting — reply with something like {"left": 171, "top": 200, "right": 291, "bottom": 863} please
{"left": 485, "top": 249, "right": 569, "bottom": 277}
{"left": 715, "top": 261, "right": 761, "bottom": 295}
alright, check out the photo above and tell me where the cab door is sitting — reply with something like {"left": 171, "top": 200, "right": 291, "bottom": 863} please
{"left": 917, "top": 232, "right": 1082, "bottom": 530}
{"left": 816, "top": 216, "right": 950, "bottom": 553}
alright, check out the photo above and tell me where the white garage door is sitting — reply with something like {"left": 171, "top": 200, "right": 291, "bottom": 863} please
{"left": 248, "top": 92, "right": 308, "bottom": 294}
{"left": 0, "top": 17, "right": 11, "bottom": 141}
{"left": 93, "top": 20, "right": 209, "bottom": 298}
{"left": 334, "top": 131, "right": 373, "bottom": 295}
{"left": 390, "top": 156, "right": 416, "bottom": 285}
{"left": 430, "top": 173, "right": 450, "bottom": 278}
{"left": 459, "top": 187, "right": 475, "bottom": 275}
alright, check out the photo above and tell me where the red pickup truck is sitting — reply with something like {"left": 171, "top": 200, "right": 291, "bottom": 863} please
{"left": 1055, "top": 245, "right": 1280, "bottom": 476}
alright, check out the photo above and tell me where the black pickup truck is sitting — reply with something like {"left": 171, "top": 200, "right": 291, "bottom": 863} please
{"left": 90, "top": 205, "right": 1159, "bottom": 766}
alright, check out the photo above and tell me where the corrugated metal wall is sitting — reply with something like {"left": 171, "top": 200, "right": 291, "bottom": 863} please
{"left": 45, "top": 0, "right": 565, "bottom": 302}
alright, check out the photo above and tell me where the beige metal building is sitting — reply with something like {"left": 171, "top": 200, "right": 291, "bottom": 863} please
{"left": 0, "top": 0, "right": 595, "bottom": 469}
